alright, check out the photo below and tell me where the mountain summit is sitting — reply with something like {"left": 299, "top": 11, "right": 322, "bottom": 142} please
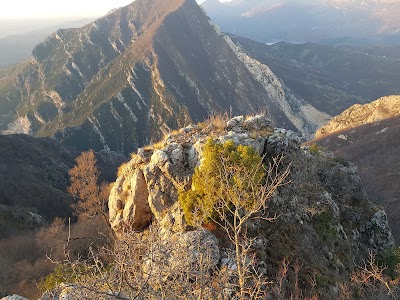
{"left": 0, "top": 0, "right": 327, "bottom": 154}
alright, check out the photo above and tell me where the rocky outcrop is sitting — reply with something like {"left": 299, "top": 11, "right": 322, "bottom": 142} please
{"left": 109, "top": 115, "right": 277, "bottom": 234}
{"left": 308, "top": 114, "right": 400, "bottom": 243}
{"left": 109, "top": 114, "right": 395, "bottom": 298}
{"left": 316, "top": 95, "right": 400, "bottom": 138}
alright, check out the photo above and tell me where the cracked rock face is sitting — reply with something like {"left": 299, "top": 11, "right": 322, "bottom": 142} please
{"left": 1, "top": 295, "right": 29, "bottom": 300}
{"left": 109, "top": 115, "right": 277, "bottom": 234}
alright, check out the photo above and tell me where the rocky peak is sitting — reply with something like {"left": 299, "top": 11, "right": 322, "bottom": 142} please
{"left": 1, "top": 0, "right": 327, "bottom": 155}
{"left": 316, "top": 95, "right": 400, "bottom": 138}
{"left": 109, "top": 115, "right": 394, "bottom": 299}
{"left": 109, "top": 114, "right": 279, "bottom": 234}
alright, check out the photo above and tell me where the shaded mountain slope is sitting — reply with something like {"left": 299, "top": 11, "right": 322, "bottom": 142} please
{"left": 0, "top": 0, "right": 327, "bottom": 155}
{"left": 0, "top": 134, "right": 76, "bottom": 233}
{"left": 229, "top": 36, "right": 400, "bottom": 116}
{"left": 0, "top": 134, "right": 124, "bottom": 238}
{"left": 0, "top": 18, "right": 93, "bottom": 68}
{"left": 309, "top": 115, "right": 400, "bottom": 243}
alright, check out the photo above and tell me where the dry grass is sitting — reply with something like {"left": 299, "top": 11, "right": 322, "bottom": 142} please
{"left": 200, "top": 111, "right": 230, "bottom": 133}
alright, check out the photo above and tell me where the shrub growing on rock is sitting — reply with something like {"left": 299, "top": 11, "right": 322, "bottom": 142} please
{"left": 179, "top": 138, "right": 265, "bottom": 226}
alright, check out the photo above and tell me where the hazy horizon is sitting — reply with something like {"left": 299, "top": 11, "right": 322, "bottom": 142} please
{"left": 1, "top": 0, "right": 232, "bottom": 20}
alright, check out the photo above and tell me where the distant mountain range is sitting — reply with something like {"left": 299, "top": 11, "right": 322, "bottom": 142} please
{"left": 230, "top": 36, "right": 400, "bottom": 116}
{"left": 0, "top": 0, "right": 329, "bottom": 154}
{"left": 201, "top": 0, "right": 400, "bottom": 45}
{"left": 309, "top": 95, "right": 400, "bottom": 242}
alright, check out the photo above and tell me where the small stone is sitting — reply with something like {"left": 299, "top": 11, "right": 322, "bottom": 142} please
{"left": 1, "top": 295, "right": 29, "bottom": 300}
{"left": 180, "top": 124, "right": 197, "bottom": 134}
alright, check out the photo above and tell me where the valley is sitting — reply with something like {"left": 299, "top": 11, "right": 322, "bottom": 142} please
{"left": 201, "top": 0, "right": 400, "bottom": 45}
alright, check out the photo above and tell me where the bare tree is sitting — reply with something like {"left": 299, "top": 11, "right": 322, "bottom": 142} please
{"left": 44, "top": 225, "right": 228, "bottom": 300}
{"left": 68, "top": 150, "right": 110, "bottom": 220}
{"left": 205, "top": 155, "right": 290, "bottom": 299}
{"left": 351, "top": 251, "right": 400, "bottom": 299}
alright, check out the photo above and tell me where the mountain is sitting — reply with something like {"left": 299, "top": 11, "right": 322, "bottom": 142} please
{"left": 201, "top": 0, "right": 400, "bottom": 45}
{"left": 316, "top": 95, "right": 400, "bottom": 137}
{"left": 0, "top": 0, "right": 328, "bottom": 155}
{"left": 0, "top": 18, "right": 93, "bottom": 67}
{"left": 229, "top": 36, "right": 400, "bottom": 116}
{"left": 309, "top": 95, "right": 400, "bottom": 242}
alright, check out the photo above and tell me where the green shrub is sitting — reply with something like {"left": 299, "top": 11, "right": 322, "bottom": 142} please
{"left": 377, "top": 247, "right": 400, "bottom": 279}
{"left": 38, "top": 264, "right": 74, "bottom": 293}
{"left": 179, "top": 139, "right": 265, "bottom": 226}
{"left": 309, "top": 143, "right": 323, "bottom": 155}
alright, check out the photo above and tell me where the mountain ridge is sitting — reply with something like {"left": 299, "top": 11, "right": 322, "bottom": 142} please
{"left": 316, "top": 95, "right": 400, "bottom": 137}
{"left": 1, "top": 0, "right": 326, "bottom": 155}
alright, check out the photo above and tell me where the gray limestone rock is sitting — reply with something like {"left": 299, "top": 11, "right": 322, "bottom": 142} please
{"left": 1, "top": 295, "right": 29, "bottom": 300}
{"left": 226, "top": 116, "right": 244, "bottom": 132}
{"left": 243, "top": 115, "right": 271, "bottom": 131}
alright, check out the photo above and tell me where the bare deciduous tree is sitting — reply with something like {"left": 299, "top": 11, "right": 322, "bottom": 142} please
{"left": 203, "top": 154, "right": 290, "bottom": 299}
{"left": 68, "top": 150, "right": 110, "bottom": 220}
{"left": 351, "top": 251, "right": 400, "bottom": 299}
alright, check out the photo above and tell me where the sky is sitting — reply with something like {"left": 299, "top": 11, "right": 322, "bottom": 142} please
{"left": 0, "top": 0, "right": 232, "bottom": 20}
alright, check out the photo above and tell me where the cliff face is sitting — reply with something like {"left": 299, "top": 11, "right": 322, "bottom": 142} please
{"left": 316, "top": 95, "right": 400, "bottom": 138}
{"left": 310, "top": 114, "right": 400, "bottom": 243}
{"left": 109, "top": 115, "right": 394, "bottom": 298}
{"left": 0, "top": 0, "right": 325, "bottom": 155}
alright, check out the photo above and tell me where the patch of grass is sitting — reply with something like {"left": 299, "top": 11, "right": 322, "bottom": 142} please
{"left": 248, "top": 128, "right": 274, "bottom": 139}
{"left": 201, "top": 111, "right": 230, "bottom": 133}
{"left": 309, "top": 143, "right": 323, "bottom": 155}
